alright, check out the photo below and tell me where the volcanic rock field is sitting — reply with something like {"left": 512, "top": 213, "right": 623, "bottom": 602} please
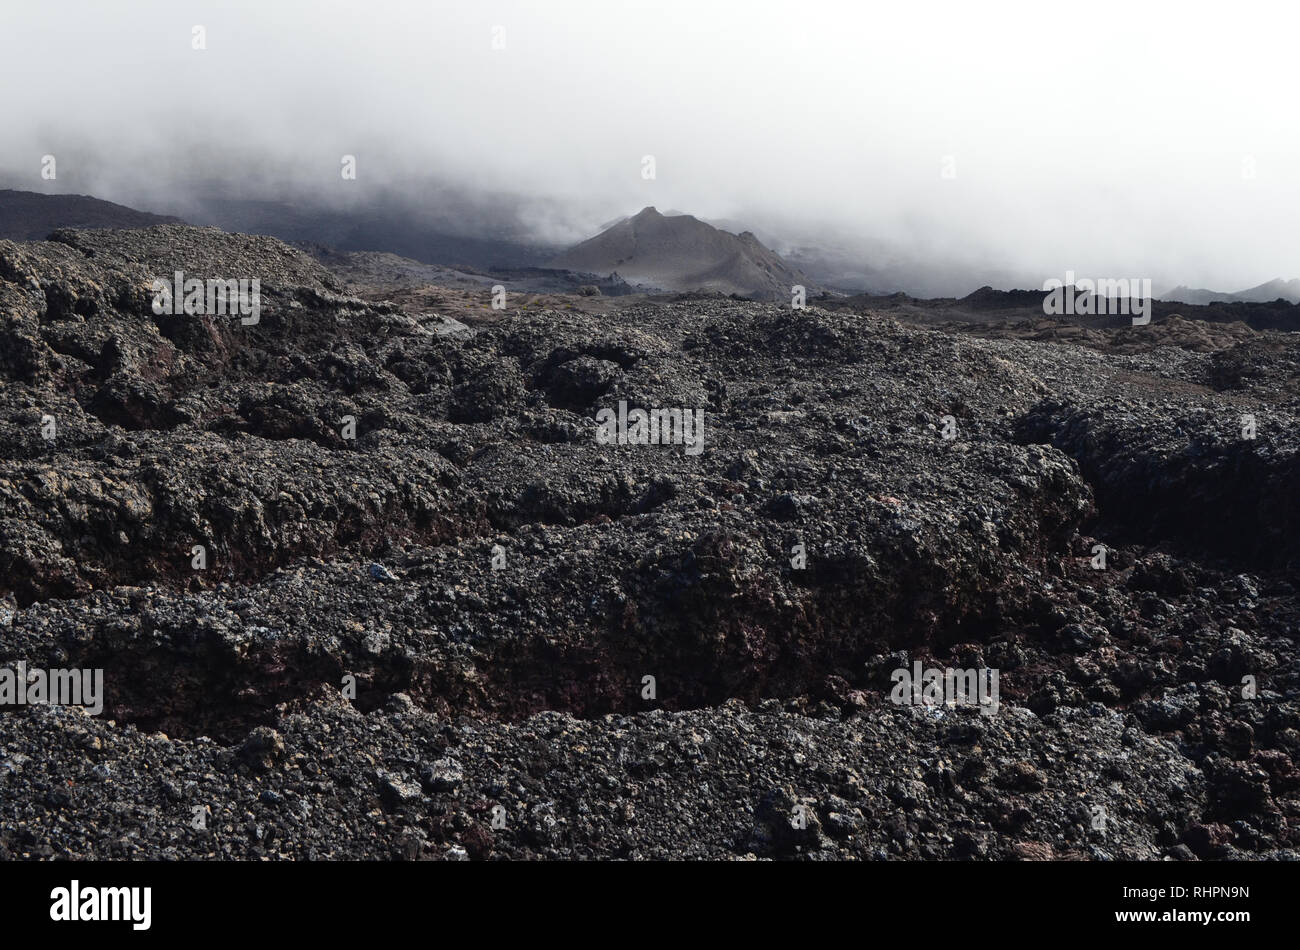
{"left": 0, "top": 225, "right": 1297, "bottom": 860}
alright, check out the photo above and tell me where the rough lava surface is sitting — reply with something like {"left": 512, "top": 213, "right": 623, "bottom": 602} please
{"left": 0, "top": 226, "right": 1297, "bottom": 860}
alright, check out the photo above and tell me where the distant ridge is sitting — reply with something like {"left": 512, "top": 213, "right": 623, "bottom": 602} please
{"left": 1161, "top": 278, "right": 1300, "bottom": 306}
{"left": 0, "top": 189, "right": 183, "bottom": 240}
{"left": 549, "top": 206, "right": 808, "bottom": 301}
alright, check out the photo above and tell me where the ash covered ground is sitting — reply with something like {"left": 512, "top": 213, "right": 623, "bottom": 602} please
{"left": 0, "top": 226, "right": 1297, "bottom": 860}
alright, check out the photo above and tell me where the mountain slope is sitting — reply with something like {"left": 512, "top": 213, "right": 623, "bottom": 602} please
{"left": 180, "top": 195, "right": 558, "bottom": 271}
{"left": 549, "top": 206, "right": 807, "bottom": 300}
{"left": 0, "top": 189, "right": 182, "bottom": 240}
{"left": 1162, "top": 278, "right": 1300, "bottom": 306}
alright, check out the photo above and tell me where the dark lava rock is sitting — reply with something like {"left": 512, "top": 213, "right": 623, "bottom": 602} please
{"left": 0, "top": 226, "right": 1296, "bottom": 859}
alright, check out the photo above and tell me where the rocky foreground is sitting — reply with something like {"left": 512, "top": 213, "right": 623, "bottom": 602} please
{"left": 0, "top": 226, "right": 1297, "bottom": 859}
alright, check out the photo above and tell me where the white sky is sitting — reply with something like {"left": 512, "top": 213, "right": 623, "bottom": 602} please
{"left": 1, "top": 0, "right": 1297, "bottom": 289}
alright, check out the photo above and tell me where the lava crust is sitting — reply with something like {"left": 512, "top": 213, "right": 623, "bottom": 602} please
{"left": 1, "top": 227, "right": 1296, "bottom": 860}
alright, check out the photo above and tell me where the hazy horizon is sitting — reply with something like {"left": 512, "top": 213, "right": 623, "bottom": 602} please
{"left": 2, "top": 0, "right": 1297, "bottom": 294}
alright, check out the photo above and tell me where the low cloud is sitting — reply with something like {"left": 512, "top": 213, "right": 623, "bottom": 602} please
{"left": 2, "top": 0, "right": 1296, "bottom": 292}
